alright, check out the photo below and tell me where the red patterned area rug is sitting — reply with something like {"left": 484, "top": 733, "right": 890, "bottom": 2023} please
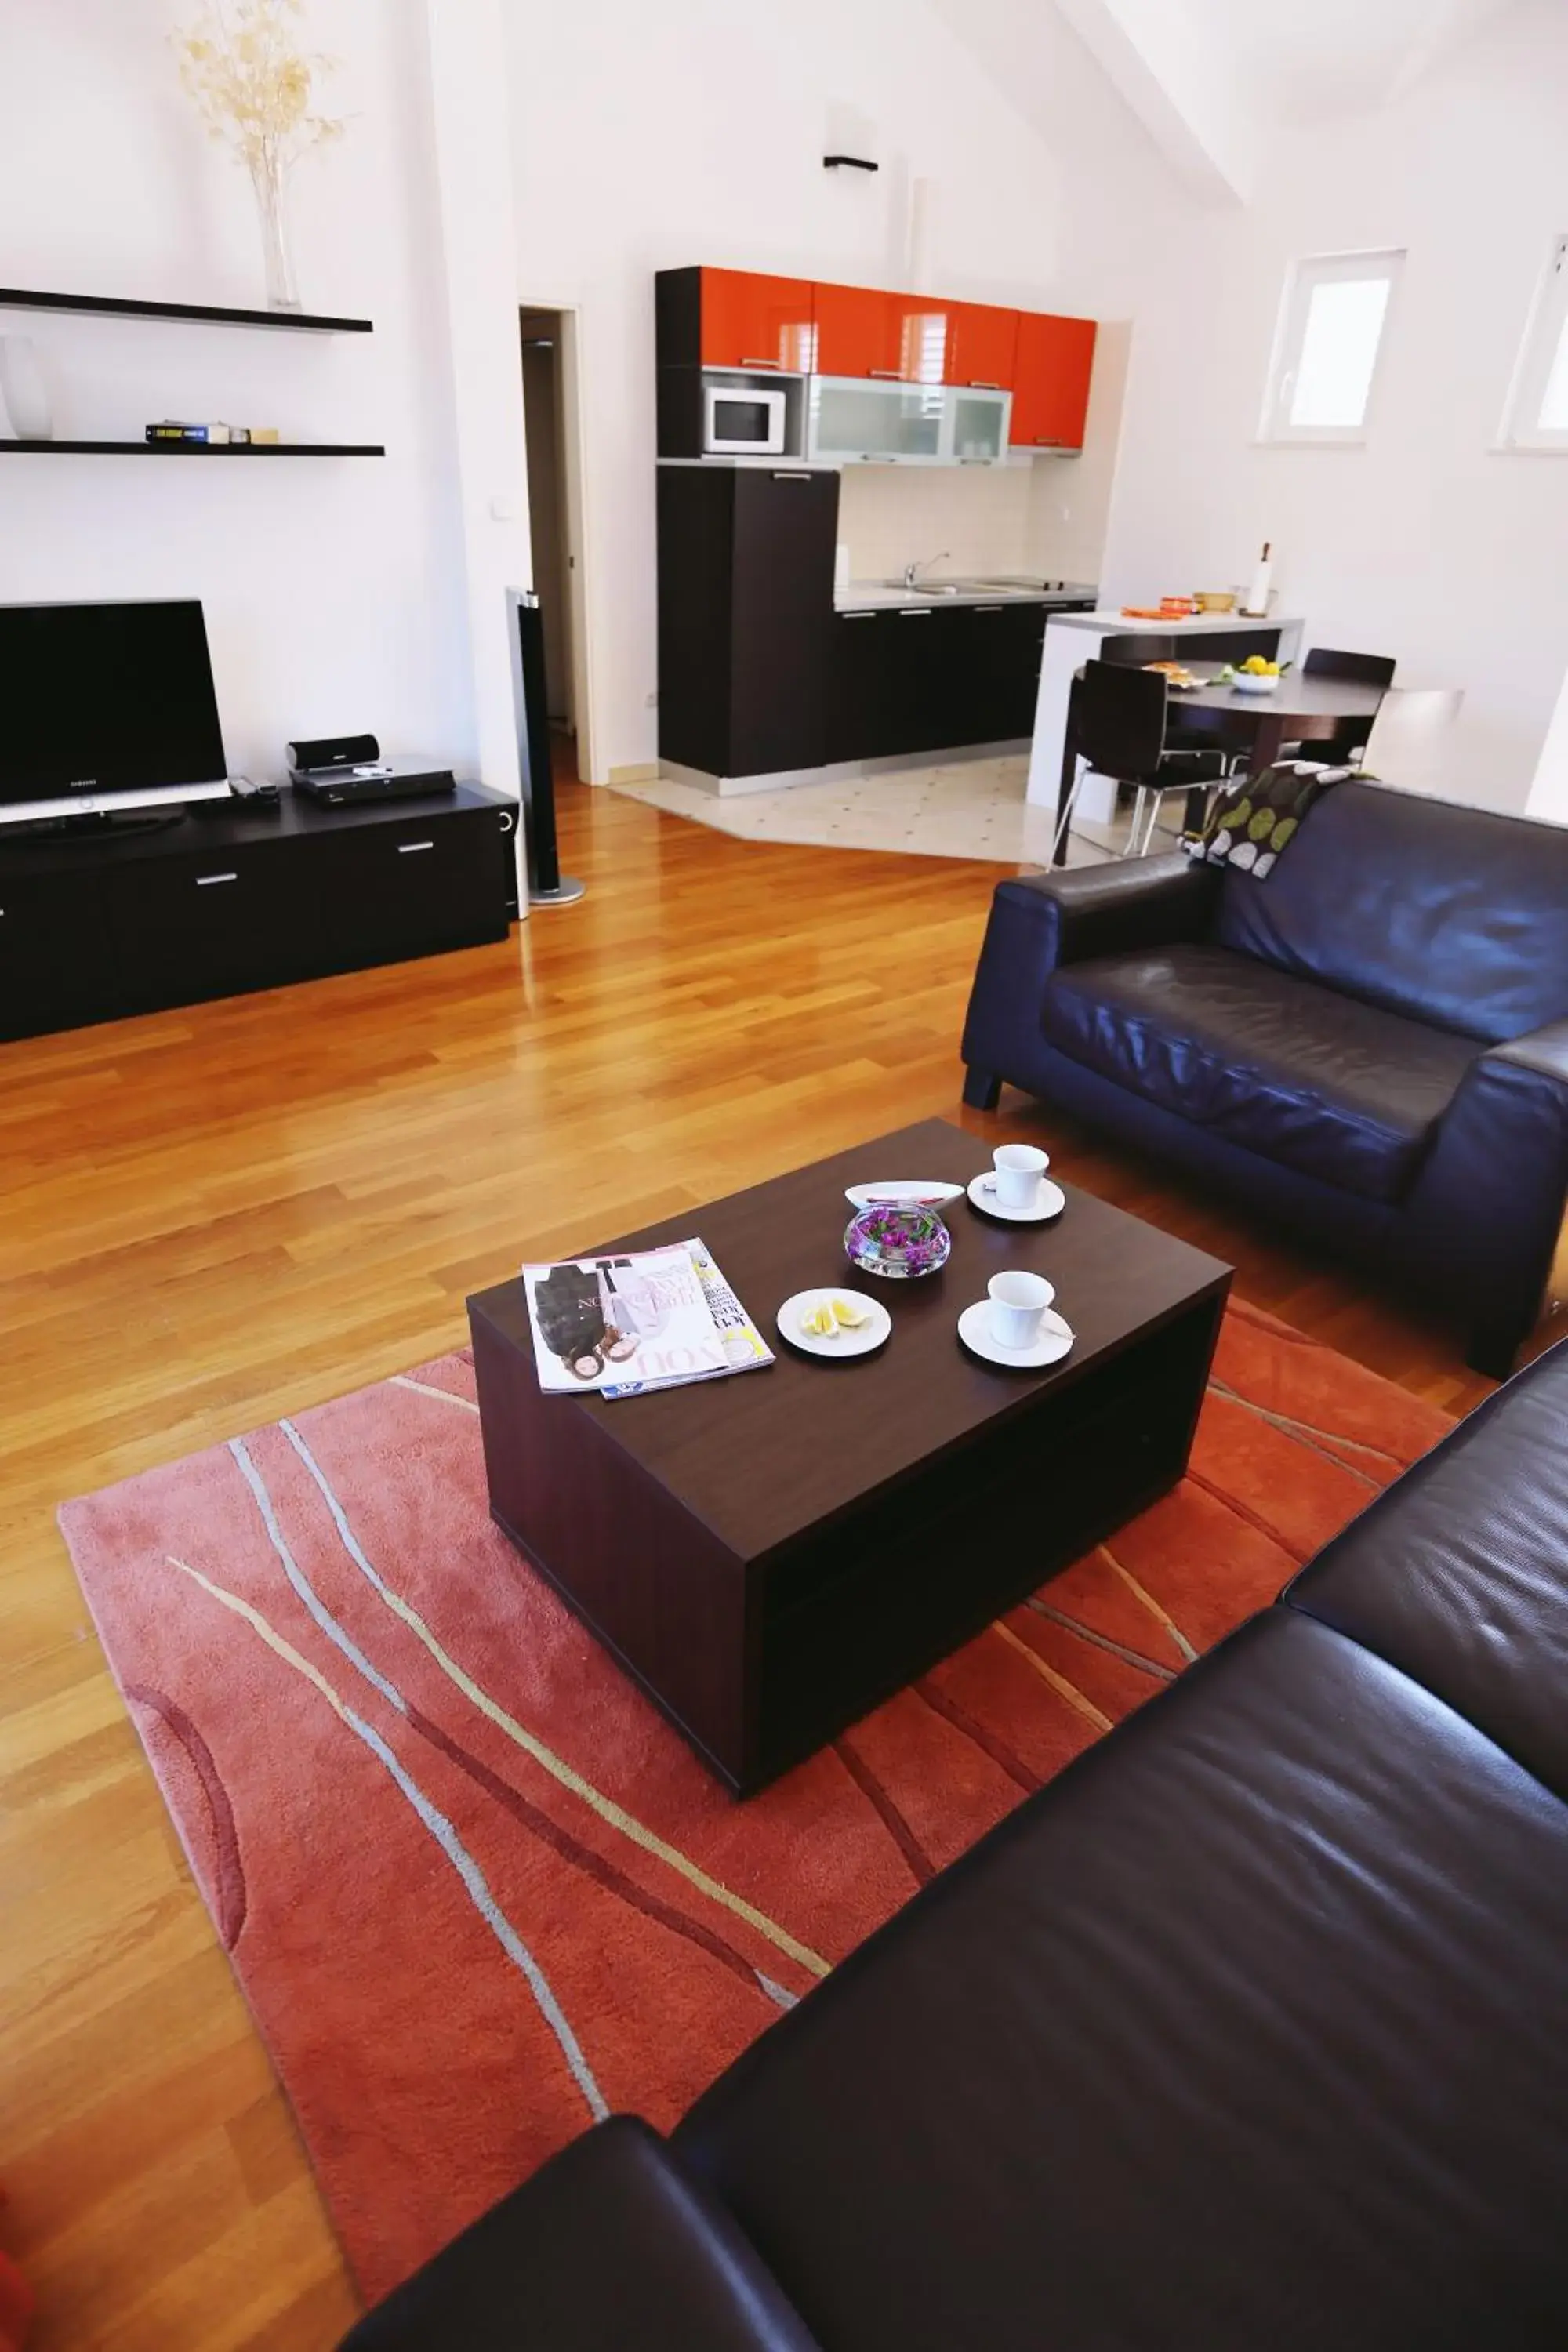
{"left": 59, "top": 1299, "right": 1450, "bottom": 2307}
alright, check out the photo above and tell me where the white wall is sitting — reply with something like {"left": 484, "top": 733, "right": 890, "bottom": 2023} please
{"left": 502, "top": 0, "right": 1179, "bottom": 779}
{"left": 0, "top": 0, "right": 477, "bottom": 785}
{"left": 1097, "top": 0, "right": 1568, "bottom": 813}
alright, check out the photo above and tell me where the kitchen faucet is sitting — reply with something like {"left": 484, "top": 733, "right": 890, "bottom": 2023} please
{"left": 902, "top": 550, "right": 951, "bottom": 589}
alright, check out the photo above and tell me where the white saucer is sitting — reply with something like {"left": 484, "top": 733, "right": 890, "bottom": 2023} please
{"left": 967, "top": 1172, "right": 1066, "bottom": 1225}
{"left": 776, "top": 1288, "right": 892, "bottom": 1362}
{"left": 844, "top": 1179, "right": 965, "bottom": 1210}
{"left": 957, "top": 1300, "right": 1074, "bottom": 1370}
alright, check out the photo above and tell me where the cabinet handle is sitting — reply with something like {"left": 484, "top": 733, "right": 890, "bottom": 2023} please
{"left": 397, "top": 840, "right": 435, "bottom": 854}
{"left": 196, "top": 871, "right": 238, "bottom": 886}
{"left": 740, "top": 356, "right": 781, "bottom": 369}
{"left": 771, "top": 470, "right": 812, "bottom": 481}
{"left": 973, "top": 605, "right": 1005, "bottom": 613}
{"left": 898, "top": 608, "right": 933, "bottom": 619}
{"left": 840, "top": 610, "right": 877, "bottom": 619}
{"left": 867, "top": 368, "right": 902, "bottom": 380}
{"left": 967, "top": 379, "right": 1002, "bottom": 390}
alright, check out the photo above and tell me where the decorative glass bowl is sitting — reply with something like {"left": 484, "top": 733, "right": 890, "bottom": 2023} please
{"left": 844, "top": 1201, "right": 952, "bottom": 1281}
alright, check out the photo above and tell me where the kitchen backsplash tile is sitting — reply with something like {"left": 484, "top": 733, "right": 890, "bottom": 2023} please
{"left": 832, "top": 320, "right": 1128, "bottom": 590}
{"left": 836, "top": 464, "right": 1035, "bottom": 582}
{"left": 836, "top": 447, "right": 1109, "bottom": 585}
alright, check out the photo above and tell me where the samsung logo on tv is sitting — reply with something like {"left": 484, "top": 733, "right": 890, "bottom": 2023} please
{"left": 68, "top": 778, "right": 97, "bottom": 790}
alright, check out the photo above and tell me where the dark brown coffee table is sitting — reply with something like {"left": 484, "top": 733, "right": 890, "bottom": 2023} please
{"left": 467, "top": 1118, "right": 1231, "bottom": 1795}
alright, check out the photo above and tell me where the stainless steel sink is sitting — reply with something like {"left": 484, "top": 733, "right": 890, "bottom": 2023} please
{"left": 882, "top": 579, "right": 963, "bottom": 596}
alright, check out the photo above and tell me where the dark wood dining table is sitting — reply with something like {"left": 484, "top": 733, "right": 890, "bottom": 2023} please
{"left": 1053, "top": 666, "right": 1388, "bottom": 865}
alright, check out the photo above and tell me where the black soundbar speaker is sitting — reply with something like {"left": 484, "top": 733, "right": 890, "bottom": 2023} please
{"left": 507, "top": 588, "right": 583, "bottom": 906}
{"left": 285, "top": 731, "right": 380, "bottom": 771}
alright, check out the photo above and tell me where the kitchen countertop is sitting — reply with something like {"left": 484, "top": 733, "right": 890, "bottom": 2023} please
{"left": 1044, "top": 606, "right": 1301, "bottom": 633}
{"left": 835, "top": 578, "right": 1098, "bottom": 612}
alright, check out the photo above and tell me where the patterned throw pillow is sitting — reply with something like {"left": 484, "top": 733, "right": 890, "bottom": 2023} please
{"left": 1187, "top": 760, "right": 1356, "bottom": 880}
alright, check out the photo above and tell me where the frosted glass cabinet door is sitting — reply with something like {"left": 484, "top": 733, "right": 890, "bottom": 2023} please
{"left": 950, "top": 390, "right": 1009, "bottom": 463}
{"left": 809, "top": 377, "right": 946, "bottom": 464}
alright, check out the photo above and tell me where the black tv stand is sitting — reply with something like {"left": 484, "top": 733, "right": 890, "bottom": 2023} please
{"left": 0, "top": 782, "right": 519, "bottom": 1043}
{"left": 2, "top": 806, "right": 189, "bottom": 844}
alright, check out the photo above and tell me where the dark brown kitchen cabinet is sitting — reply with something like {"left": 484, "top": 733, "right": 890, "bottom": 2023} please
{"left": 827, "top": 610, "right": 909, "bottom": 761}
{"left": 829, "top": 601, "right": 1048, "bottom": 765}
{"left": 964, "top": 602, "right": 1048, "bottom": 739}
{"left": 658, "top": 465, "right": 840, "bottom": 781}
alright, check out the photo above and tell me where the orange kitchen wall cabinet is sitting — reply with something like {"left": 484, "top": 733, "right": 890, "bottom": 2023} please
{"left": 814, "top": 282, "right": 902, "bottom": 380}
{"left": 815, "top": 284, "right": 954, "bottom": 384}
{"left": 699, "top": 270, "right": 815, "bottom": 373}
{"left": 945, "top": 303, "right": 1020, "bottom": 391}
{"left": 1011, "top": 312, "right": 1098, "bottom": 449}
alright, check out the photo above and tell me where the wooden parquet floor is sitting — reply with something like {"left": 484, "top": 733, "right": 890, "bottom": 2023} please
{"left": 2, "top": 773, "right": 1562, "bottom": 2349}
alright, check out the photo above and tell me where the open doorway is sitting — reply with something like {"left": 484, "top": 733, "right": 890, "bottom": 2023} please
{"left": 518, "top": 305, "right": 592, "bottom": 784}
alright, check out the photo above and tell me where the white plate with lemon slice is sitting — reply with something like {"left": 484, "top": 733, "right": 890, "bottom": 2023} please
{"left": 776, "top": 1287, "right": 891, "bottom": 1362}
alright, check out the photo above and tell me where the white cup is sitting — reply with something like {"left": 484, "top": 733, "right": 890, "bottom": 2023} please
{"left": 987, "top": 1269, "right": 1054, "bottom": 1352}
{"left": 993, "top": 1143, "right": 1048, "bottom": 1210}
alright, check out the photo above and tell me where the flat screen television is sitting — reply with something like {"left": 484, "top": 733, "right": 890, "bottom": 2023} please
{"left": 0, "top": 598, "right": 230, "bottom": 826}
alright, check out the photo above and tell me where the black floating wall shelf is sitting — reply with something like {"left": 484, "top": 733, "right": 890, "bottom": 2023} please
{"left": 0, "top": 440, "right": 384, "bottom": 457}
{"left": 0, "top": 287, "right": 372, "bottom": 333}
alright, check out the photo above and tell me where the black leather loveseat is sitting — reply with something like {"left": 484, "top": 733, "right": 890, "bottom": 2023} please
{"left": 960, "top": 780, "right": 1568, "bottom": 1375}
{"left": 344, "top": 1338, "right": 1568, "bottom": 2351}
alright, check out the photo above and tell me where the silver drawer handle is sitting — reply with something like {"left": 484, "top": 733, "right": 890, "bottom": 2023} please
{"left": 840, "top": 610, "right": 877, "bottom": 619}
{"left": 973, "top": 605, "right": 1004, "bottom": 613}
{"left": 397, "top": 840, "right": 435, "bottom": 854}
{"left": 867, "top": 368, "right": 902, "bottom": 379}
{"left": 740, "top": 356, "right": 781, "bottom": 368}
{"left": 771, "top": 470, "right": 811, "bottom": 481}
{"left": 196, "top": 871, "right": 238, "bottom": 886}
{"left": 898, "top": 608, "right": 933, "bottom": 619}
{"left": 967, "top": 379, "right": 1002, "bottom": 390}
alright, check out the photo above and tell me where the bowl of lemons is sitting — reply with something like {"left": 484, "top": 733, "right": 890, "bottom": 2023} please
{"left": 1221, "top": 655, "right": 1287, "bottom": 695}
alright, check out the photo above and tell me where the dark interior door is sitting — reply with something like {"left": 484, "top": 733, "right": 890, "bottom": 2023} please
{"left": 728, "top": 468, "right": 838, "bottom": 777}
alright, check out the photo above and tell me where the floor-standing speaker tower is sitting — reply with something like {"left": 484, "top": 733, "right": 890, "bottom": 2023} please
{"left": 508, "top": 587, "right": 585, "bottom": 906}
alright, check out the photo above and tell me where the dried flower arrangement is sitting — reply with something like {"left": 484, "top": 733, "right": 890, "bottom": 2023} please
{"left": 172, "top": 0, "right": 343, "bottom": 311}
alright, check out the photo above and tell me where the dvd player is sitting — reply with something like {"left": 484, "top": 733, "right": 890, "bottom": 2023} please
{"left": 291, "top": 760, "right": 456, "bottom": 808}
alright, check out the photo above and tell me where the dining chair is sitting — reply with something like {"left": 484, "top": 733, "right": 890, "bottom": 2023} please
{"left": 1357, "top": 688, "right": 1466, "bottom": 793}
{"left": 1302, "top": 647, "right": 1398, "bottom": 688}
{"left": 1295, "top": 646, "right": 1397, "bottom": 765}
{"left": 1051, "top": 659, "right": 1229, "bottom": 862}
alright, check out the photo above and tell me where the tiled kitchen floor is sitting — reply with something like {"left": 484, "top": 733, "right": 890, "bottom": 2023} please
{"left": 611, "top": 754, "right": 1171, "bottom": 867}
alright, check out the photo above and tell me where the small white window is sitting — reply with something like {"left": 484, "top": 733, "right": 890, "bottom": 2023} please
{"left": 1261, "top": 249, "right": 1403, "bottom": 445}
{"left": 1501, "top": 235, "right": 1568, "bottom": 450}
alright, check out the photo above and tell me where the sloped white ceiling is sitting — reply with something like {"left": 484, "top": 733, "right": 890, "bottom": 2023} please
{"left": 1187, "top": 0, "right": 1518, "bottom": 122}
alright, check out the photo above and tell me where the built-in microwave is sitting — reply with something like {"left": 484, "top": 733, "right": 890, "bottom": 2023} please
{"left": 703, "top": 382, "right": 789, "bottom": 457}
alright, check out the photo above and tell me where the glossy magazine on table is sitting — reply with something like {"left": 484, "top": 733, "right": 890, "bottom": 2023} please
{"left": 521, "top": 1237, "right": 774, "bottom": 1397}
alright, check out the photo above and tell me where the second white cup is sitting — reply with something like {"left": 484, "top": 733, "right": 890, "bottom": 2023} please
{"left": 987, "top": 1269, "right": 1054, "bottom": 1351}
{"left": 993, "top": 1143, "right": 1048, "bottom": 1209}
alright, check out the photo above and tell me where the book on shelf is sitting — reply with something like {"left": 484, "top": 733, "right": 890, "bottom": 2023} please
{"left": 144, "top": 420, "right": 264, "bottom": 445}
{"left": 521, "top": 1238, "right": 774, "bottom": 1398}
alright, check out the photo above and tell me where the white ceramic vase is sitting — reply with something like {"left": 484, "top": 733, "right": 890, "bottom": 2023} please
{"left": 0, "top": 336, "right": 53, "bottom": 440}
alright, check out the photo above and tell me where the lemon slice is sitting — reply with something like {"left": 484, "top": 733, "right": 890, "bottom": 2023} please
{"left": 830, "top": 1296, "right": 869, "bottom": 1329}
{"left": 800, "top": 1301, "right": 837, "bottom": 1337}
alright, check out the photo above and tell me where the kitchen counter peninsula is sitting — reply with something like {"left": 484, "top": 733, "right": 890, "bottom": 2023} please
{"left": 1025, "top": 608, "right": 1305, "bottom": 812}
